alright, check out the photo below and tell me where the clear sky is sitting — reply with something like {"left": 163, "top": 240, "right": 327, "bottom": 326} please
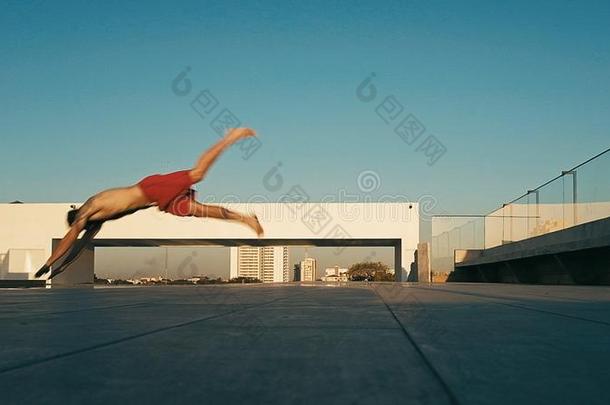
{"left": 2, "top": 0, "right": 609, "bottom": 213}
{"left": 2, "top": 1, "right": 609, "bottom": 277}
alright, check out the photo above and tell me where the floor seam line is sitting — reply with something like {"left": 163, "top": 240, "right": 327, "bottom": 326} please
{"left": 0, "top": 296, "right": 289, "bottom": 375}
{"left": 499, "top": 302, "right": 610, "bottom": 327}
{"left": 371, "top": 286, "right": 461, "bottom": 405}
{"left": 0, "top": 302, "right": 154, "bottom": 320}
{"left": 410, "top": 286, "right": 610, "bottom": 327}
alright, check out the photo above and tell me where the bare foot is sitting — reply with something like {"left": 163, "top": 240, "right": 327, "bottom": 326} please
{"left": 226, "top": 128, "right": 256, "bottom": 143}
{"left": 244, "top": 214, "right": 264, "bottom": 237}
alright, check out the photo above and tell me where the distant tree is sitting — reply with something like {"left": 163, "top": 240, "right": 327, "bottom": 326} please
{"left": 169, "top": 279, "right": 191, "bottom": 285}
{"left": 93, "top": 274, "right": 109, "bottom": 284}
{"left": 348, "top": 261, "right": 393, "bottom": 282}
{"left": 196, "top": 277, "right": 225, "bottom": 285}
{"left": 293, "top": 264, "right": 301, "bottom": 282}
{"left": 374, "top": 270, "right": 395, "bottom": 282}
{"left": 228, "top": 277, "right": 262, "bottom": 284}
{"left": 111, "top": 279, "right": 132, "bottom": 285}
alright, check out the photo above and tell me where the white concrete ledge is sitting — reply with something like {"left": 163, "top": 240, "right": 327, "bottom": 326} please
{"left": 1, "top": 203, "right": 419, "bottom": 282}
{"left": 456, "top": 216, "right": 610, "bottom": 267}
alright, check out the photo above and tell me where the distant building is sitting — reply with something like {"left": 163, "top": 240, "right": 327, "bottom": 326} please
{"left": 136, "top": 276, "right": 168, "bottom": 284}
{"left": 293, "top": 264, "right": 301, "bottom": 281}
{"left": 324, "top": 266, "right": 348, "bottom": 277}
{"left": 230, "top": 246, "right": 290, "bottom": 283}
{"left": 300, "top": 257, "right": 317, "bottom": 282}
{"left": 321, "top": 265, "right": 348, "bottom": 282}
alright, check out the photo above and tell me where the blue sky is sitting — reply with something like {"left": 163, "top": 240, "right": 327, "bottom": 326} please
{"left": 2, "top": 0, "right": 609, "bottom": 217}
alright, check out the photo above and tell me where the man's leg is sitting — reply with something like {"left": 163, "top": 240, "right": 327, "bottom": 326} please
{"left": 49, "top": 222, "right": 103, "bottom": 279}
{"left": 189, "top": 201, "right": 264, "bottom": 236}
{"left": 189, "top": 128, "right": 256, "bottom": 183}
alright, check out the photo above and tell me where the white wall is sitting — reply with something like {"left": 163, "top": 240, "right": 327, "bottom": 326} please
{"left": 0, "top": 253, "right": 7, "bottom": 277}
{"left": 2, "top": 249, "right": 45, "bottom": 280}
{"left": 0, "top": 202, "right": 419, "bottom": 281}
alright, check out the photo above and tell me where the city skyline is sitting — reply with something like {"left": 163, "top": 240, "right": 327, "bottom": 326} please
{"left": 94, "top": 246, "right": 393, "bottom": 280}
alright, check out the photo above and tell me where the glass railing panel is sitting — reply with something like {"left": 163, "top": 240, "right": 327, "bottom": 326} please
{"left": 574, "top": 152, "right": 610, "bottom": 225}
{"left": 507, "top": 195, "right": 528, "bottom": 244}
{"left": 428, "top": 149, "right": 610, "bottom": 278}
{"left": 431, "top": 216, "right": 485, "bottom": 272}
{"left": 534, "top": 176, "right": 566, "bottom": 236}
{"left": 485, "top": 207, "right": 505, "bottom": 249}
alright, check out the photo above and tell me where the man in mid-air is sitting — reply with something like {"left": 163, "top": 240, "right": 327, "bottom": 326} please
{"left": 35, "top": 128, "right": 264, "bottom": 279}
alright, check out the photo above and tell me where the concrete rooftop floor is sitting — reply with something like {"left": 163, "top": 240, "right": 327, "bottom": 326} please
{"left": 1, "top": 283, "right": 610, "bottom": 405}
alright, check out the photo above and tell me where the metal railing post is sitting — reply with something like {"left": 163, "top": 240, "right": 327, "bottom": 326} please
{"left": 526, "top": 189, "right": 539, "bottom": 236}
{"left": 562, "top": 170, "right": 577, "bottom": 227}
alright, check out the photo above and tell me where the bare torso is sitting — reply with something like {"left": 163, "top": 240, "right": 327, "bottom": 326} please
{"left": 87, "top": 185, "right": 153, "bottom": 221}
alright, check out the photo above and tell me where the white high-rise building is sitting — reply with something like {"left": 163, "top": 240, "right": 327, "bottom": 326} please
{"left": 300, "top": 257, "right": 317, "bottom": 282}
{"left": 230, "top": 246, "right": 290, "bottom": 283}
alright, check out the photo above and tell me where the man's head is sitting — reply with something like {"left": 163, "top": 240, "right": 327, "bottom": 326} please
{"left": 67, "top": 208, "right": 79, "bottom": 226}
{"left": 67, "top": 207, "right": 103, "bottom": 231}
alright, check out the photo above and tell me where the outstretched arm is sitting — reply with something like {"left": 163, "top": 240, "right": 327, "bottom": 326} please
{"left": 35, "top": 209, "right": 93, "bottom": 278}
{"left": 49, "top": 222, "right": 102, "bottom": 279}
{"left": 189, "top": 128, "right": 256, "bottom": 183}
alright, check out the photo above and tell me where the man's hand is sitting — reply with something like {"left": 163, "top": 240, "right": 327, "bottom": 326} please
{"left": 35, "top": 265, "right": 51, "bottom": 278}
{"left": 225, "top": 128, "right": 256, "bottom": 144}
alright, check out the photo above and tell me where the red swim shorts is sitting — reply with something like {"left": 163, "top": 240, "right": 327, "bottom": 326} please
{"left": 138, "top": 170, "right": 196, "bottom": 217}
